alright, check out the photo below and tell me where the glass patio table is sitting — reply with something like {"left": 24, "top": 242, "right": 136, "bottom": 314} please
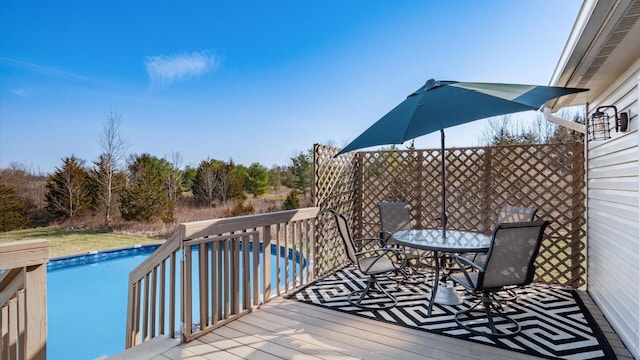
{"left": 392, "top": 228, "right": 492, "bottom": 316}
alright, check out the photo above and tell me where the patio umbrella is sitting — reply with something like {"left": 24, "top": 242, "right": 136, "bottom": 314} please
{"left": 337, "top": 79, "right": 588, "bottom": 232}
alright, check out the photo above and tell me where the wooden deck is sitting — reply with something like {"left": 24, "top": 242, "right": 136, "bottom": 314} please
{"left": 112, "top": 290, "right": 633, "bottom": 360}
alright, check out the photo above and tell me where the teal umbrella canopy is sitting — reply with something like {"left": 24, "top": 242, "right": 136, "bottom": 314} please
{"left": 337, "top": 79, "right": 588, "bottom": 234}
{"left": 337, "top": 79, "right": 588, "bottom": 155}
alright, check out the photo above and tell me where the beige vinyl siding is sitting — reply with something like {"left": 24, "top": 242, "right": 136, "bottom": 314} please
{"left": 587, "top": 130, "right": 639, "bottom": 358}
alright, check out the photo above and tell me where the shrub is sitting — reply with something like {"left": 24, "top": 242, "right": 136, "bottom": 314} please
{"left": 222, "top": 200, "right": 255, "bottom": 217}
{"left": 282, "top": 190, "right": 300, "bottom": 210}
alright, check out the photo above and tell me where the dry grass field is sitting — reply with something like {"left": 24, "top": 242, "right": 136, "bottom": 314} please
{"left": 0, "top": 228, "right": 164, "bottom": 258}
{"left": 0, "top": 187, "right": 306, "bottom": 258}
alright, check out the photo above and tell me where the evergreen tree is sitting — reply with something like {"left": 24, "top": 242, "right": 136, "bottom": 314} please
{"left": 0, "top": 165, "right": 47, "bottom": 227}
{"left": 282, "top": 190, "right": 300, "bottom": 210}
{"left": 244, "top": 162, "right": 269, "bottom": 197}
{"left": 182, "top": 165, "right": 197, "bottom": 193}
{"left": 0, "top": 183, "right": 29, "bottom": 231}
{"left": 89, "top": 155, "right": 126, "bottom": 227}
{"left": 288, "top": 149, "right": 313, "bottom": 198}
{"left": 227, "top": 161, "right": 246, "bottom": 200}
{"left": 45, "top": 156, "right": 91, "bottom": 228}
{"left": 119, "top": 154, "right": 173, "bottom": 222}
{"left": 268, "top": 165, "right": 284, "bottom": 188}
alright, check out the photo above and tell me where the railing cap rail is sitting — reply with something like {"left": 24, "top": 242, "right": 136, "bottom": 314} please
{"left": 128, "top": 207, "right": 320, "bottom": 284}
{"left": 181, "top": 207, "right": 320, "bottom": 240}
{"left": 0, "top": 239, "right": 50, "bottom": 270}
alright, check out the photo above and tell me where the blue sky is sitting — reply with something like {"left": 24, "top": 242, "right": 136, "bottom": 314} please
{"left": 0, "top": 1, "right": 583, "bottom": 174}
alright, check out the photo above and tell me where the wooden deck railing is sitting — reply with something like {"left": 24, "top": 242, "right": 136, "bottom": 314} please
{"left": 0, "top": 239, "right": 50, "bottom": 360}
{"left": 125, "top": 207, "right": 320, "bottom": 348}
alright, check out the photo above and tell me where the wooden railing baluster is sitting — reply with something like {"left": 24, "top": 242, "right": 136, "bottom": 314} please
{"left": 169, "top": 252, "right": 176, "bottom": 338}
{"left": 124, "top": 207, "right": 321, "bottom": 347}
{"left": 159, "top": 259, "right": 166, "bottom": 336}
{"left": 263, "top": 225, "right": 272, "bottom": 301}
{"left": 150, "top": 268, "right": 157, "bottom": 338}
{"left": 198, "top": 243, "right": 208, "bottom": 330}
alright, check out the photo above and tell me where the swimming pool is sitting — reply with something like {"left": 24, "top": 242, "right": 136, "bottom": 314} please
{"left": 47, "top": 244, "right": 301, "bottom": 360}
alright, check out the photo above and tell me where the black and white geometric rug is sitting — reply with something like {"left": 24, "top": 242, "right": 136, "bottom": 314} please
{"left": 290, "top": 266, "right": 615, "bottom": 360}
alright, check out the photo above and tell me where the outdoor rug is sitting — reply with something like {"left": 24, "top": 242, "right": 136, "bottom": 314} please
{"left": 289, "top": 266, "right": 615, "bottom": 360}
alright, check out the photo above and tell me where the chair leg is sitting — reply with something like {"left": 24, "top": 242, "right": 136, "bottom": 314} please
{"left": 392, "top": 252, "right": 436, "bottom": 285}
{"left": 348, "top": 274, "right": 398, "bottom": 310}
{"left": 454, "top": 292, "right": 521, "bottom": 337}
{"left": 354, "top": 276, "right": 375, "bottom": 304}
{"left": 392, "top": 262, "right": 426, "bottom": 284}
{"left": 485, "top": 299, "right": 497, "bottom": 333}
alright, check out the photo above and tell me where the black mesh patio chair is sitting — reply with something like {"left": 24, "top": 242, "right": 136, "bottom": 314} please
{"left": 378, "top": 202, "right": 414, "bottom": 244}
{"left": 468, "top": 205, "right": 539, "bottom": 266}
{"left": 496, "top": 205, "right": 538, "bottom": 224}
{"left": 378, "top": 202, "right": 433, "bottom": 281}
{"left": 331, "top": 209, "right": 408, "bottom": 309}
{"left": 450, "top": 220, "right": 550, "bottom": 337}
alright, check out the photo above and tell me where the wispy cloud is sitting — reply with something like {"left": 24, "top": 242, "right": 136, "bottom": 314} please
{"left": 0, "top": 57, "right": 94, "bottom": 81}
{"left": 144, "top": 51, "right": 216, "bottom": 89}
{"left": 10, "top": 88, "right": 27, "bottom": 96}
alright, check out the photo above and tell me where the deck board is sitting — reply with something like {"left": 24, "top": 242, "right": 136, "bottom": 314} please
{"left": 118, "top": 290, "right": 633, "bottom": 360}
{"left": 154, "top": 297, "right": 540, "bottom": 360}
{"left": 577, "top": 291, "right": 634, "bottom": 359}
{"left": 227, "top": 315, "right": 362, "bottom": 359}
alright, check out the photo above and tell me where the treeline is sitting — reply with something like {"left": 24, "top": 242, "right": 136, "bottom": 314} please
{"left": 0, "top": 150, "right": 313, "bottom": 232}
{"left": 1, "top": 109, "right": 315, "bottom": 232}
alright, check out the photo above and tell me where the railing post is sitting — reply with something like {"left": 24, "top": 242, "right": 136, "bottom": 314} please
{"left": 24, "top": 264, "right": 47, "bottom": 360}
{"left": 0, "top": 239, "right": 49, "bottom": 360}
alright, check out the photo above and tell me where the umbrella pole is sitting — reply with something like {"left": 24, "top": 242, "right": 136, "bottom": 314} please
{"left": 438, "top": 129, "right": 447, "bottom": 236}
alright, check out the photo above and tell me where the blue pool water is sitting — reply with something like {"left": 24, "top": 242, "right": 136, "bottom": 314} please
{"left": 47, "top": 244, "right": 300, "bottom": 360}
{"left": 47, "top": 246, "right": 159, "bottom": 360}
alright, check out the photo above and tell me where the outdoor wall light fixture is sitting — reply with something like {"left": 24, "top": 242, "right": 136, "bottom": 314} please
{"left": 588, "top": 105, "right": 629, "bottom": 141}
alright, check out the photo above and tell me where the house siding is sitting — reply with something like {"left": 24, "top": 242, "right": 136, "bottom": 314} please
{"left": 586, "top": 69, "right": 640, "bottom": 358}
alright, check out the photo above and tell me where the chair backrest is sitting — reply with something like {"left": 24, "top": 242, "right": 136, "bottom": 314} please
{"left": 378, "top": 202, "right": 413, "bottom": 236}
{"left": 330, "top": 210, "right": 358, "bottom": 264}
{"left": 496, "top": 205, "right": 538, "bottom": 224}
{"left": 479, "top": 220, "right": 550, "bottom": 290}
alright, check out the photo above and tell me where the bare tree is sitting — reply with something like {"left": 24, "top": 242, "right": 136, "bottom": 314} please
{"left": 4, "top": 162, "right": 47, "bottom": 210}
{"left": 530, "top": 113, "right": 557, "bottom": 143}
{"left": 192, "top": 159, "right": 243, "bottom": 206}
{"left": 164, "top": 151, "right": 183, "bottom": 205}
{"left": 194, "top": 164, "right": 217, "bottom": 207}
{"left": 158, "top": 151, "right": 183, "bottom": 223}
{"left": 479, "top": 110, "right": 585, "bottom": 146}
{"left": 479, "top": 115, "right": 518, "bottom": 146}
{"left": 215, "top": 165, "right": 231, "bottom": 204}
{"left": 95, "top": 108, "right": 127, "bottom": 227}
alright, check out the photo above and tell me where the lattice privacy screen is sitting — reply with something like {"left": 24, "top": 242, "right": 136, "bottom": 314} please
{"left": 314, "top": 142, "right": 586, "bottom": 288}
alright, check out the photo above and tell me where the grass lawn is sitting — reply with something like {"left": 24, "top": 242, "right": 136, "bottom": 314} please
{"left": 0, "top": 228, "right": 165, "bottom": 258}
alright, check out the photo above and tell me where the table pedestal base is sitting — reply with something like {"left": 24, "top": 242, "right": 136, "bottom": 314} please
{"left": 434, "top": 281, "right": 462, "bottom": 305}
